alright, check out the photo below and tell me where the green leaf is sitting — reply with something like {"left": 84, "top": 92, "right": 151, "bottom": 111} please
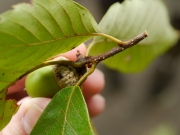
{"left": 0, "top": 89, "right": 19, "bottom": 130}
{"left": 88, "top": 0, "right": 179, "bottom": 73}
{"left": 30, "top": 86, "right": 94, "bottom": 135}
{"left": 0, "top": 0, "right": 100, "bottom": 90}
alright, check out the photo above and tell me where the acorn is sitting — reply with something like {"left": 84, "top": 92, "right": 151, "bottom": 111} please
{"left": 25, "top": 56, "right": 85, "bottom": 98}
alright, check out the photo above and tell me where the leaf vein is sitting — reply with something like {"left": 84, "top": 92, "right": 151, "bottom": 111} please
{"left": 55, "top": 0, "right": 77, "bottom": 34}
{"left": 35, "top": 1, "right": 66, "bottom": 37}
{"left": 20, "top": 8, "right": 55, "bottom": 39}
{"left": 62, "top": 87, "right": 76, "bottom": 135}
{"left": 3, "top": 17, "right": 42, "bottom": 42}
{"left": 73, "top": 3, "right": 90, "bottom": 33}
{"left": 19, "top": 41, "right": 58, "bottom": 69}
{"left": 1, "top": 33, "right": 98, "bottom": 47}
{"left": 66, "top": 120, "right": 78, "bottom": 135}
{"left": 120, "top": 2, "right": 139, "bottom": 39}
{"left": 108, "top": 5, "right": 122, "bottom": 38}
{"left": 0, "top": 30, "right": 28, "bottom": 44}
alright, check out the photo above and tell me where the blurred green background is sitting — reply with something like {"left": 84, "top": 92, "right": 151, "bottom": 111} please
{"left": 1, "top": 0, "right": 180, "bottom": 134}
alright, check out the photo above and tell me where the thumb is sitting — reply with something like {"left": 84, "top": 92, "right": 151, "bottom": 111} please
{"left": 1, "top": 97, "right": 50, "bottom": 135}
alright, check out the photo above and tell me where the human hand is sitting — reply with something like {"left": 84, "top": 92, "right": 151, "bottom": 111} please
{"left": 1, "top": 44, "right": 105, "bottom": 135}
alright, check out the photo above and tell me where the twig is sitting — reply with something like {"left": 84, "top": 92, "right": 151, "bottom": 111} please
{"left": 77, "top": 31, "right": 148, "bottom": 66}
{"left": 74, "top": 31, "right": 148, "bottom": 85}
{"left": 120, "top": 31, "right": 148, "bottom": 47}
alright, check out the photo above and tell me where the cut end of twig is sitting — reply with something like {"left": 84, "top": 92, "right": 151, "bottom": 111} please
{"left": 144, "top": 30, "right": 148, "bottom": 37}
{"left": 120, "top": 31, "right": 148, "bottom": 47}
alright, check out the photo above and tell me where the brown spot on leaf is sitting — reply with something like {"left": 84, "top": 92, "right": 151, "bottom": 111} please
{"left": 0, "top": 114, "right": 4, "bottom": 120}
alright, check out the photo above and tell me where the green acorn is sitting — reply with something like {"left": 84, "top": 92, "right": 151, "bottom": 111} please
{"left": 25, "top": 57, "right": 83, "bottom": 98}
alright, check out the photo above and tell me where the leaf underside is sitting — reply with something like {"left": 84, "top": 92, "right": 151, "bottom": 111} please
{"left": 0, "top": 0, "right": 100, "bottom": 91}
{"left": 30, "top": 86, "right": 94, "bottom": 135}
{"left": 89, "top": 0, "right": 179, "bottom": 73}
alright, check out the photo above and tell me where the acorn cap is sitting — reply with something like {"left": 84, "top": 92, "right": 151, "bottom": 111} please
{"left": 52, "top": 56, "right": 80, "bottom": 89}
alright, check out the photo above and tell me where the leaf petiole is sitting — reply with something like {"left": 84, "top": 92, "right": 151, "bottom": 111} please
{"left": 75, "top": 63, "right": 97, "bottom": 87}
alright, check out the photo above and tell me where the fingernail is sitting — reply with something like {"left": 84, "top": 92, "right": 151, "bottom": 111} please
{"left": 23, "top": 104, "right": 43, "bottom": 134}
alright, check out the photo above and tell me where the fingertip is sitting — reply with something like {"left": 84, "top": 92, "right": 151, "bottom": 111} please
{"left": 63, "top": 43, "right": 87, "bottom": 61}
{"left": 86, "top": 94, "right": 105, "bottom": 117}
{"left": 22, "top": 98, "right": 51, "bottom": 134}
{"left": 83, "top": 69, "right": 105, "bottom": 98}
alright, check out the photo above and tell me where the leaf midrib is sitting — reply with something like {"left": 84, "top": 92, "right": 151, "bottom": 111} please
{"left": 62, "top": 87, "right": 76, "bottom": 135}
{"left": 0, "top": 33, "right": 100, "bottom": 47}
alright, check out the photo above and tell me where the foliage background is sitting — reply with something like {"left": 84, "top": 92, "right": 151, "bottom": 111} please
{"left": 1, "top": 0, "right": 180, "bottom": 135}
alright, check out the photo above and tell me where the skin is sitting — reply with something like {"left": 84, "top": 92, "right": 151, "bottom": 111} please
{"left": 1, "top": 44, "right": 105, "bottom": 135}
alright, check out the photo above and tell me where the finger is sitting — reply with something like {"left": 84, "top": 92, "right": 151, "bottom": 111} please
{"left": 83, "top": 69, "right": 105, "bottom": 98}
{"left": 8, "top": 77, "right": 26, "bottom": 94}
{"left": 7, "top": 44, "right": 86, "bottom": 95}
{"left": 86, "top": 94, "right": 105, "bottom": 117}
{"left": 1, "top": 95, "right": 105, "bottom": 135}
{"left": 58, "top": 43, "right": 86, "bottom": 61}
{"left": 1, "top": 97, "right": 50, "bottom": 135}
{"left": 6, "top": 88, "right": 28, "bottom": 101}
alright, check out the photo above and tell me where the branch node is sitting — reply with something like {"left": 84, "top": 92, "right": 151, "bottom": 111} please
{"left": 76, "top": 50, "right": 83, "bottom": 60}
